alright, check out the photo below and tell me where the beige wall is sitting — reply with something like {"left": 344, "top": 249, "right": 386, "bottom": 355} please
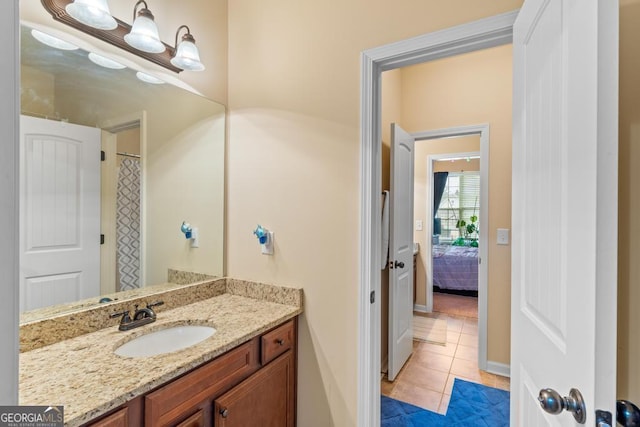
{"left": 413, "top": 136, "right": 480, "bottom": 305}
{"left": 20, "top": 0, "right": 228, "bottom": 103}
{"left": 618, "top": 0, "right": 640, "bottom": 404}
{"left": 434, "top": 158, "right": 480, "bottom": 173}
{"left": 20, "top": 65, "right": 54, "bottom": 117}
{"left": 401, "top": 45, "right": 513, "bottom": 364}
{"left": 227, "top": 2, "right": 522, "bottom": 425}
{"left": 145, "top": 109, "right": 226, "bottom": 284}
{"left": 116, "top": 128, "right": 140, "bottom": 167}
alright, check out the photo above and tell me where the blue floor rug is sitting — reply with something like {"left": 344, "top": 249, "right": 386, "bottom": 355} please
{"left": 381, "top": 379, "right": 510, "bottom": 426}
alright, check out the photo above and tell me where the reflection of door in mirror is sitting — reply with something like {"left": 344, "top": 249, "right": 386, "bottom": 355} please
{"left": 19, "top": 115, "right": 101, "bottom": 312}
{"left": 101, "top": 122, "right": 142, "bottom": 295}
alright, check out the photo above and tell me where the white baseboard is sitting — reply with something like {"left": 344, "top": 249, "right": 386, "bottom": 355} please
{"left": 486, "top": 361, "right": 510, "bottom": 378}
{"left": 413, "top": 304, "right": 429, "bottom": 313}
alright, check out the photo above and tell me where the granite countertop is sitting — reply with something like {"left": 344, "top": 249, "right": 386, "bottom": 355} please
{"left": 19, "top": 281, "right": 303, "bottom": 426}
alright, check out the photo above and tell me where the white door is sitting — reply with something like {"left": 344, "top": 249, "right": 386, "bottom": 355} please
{"left": 20, "top": 115, "right": 101, "bottom": 311}
{"left": 511, "top": 0, "right": 618, "bottom": 425}
{"left": 388, "top": 123, "right": 415, "bottom": 381}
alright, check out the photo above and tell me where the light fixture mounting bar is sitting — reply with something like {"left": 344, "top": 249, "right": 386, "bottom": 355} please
{"left": 41, "top": 0, "right": 182, "bottom": 73}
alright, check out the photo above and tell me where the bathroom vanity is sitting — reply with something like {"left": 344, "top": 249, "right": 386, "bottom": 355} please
{"left": 19, "top": 279, "right": 303, "bottom": 427}
{"left": 91, "top": 319, "right": 296, "bottom": 427}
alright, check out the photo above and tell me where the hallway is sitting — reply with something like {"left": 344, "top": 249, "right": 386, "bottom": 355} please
{"left": 381, "top": 294, "right": 509, "bottom": 414}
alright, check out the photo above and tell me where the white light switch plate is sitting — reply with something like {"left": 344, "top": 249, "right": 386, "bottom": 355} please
{"left": 190, "top": 227, "right": 199, "bottom": 248}
{"left": 416, "top": 220, "right": 423, "bottom": 231}
{"left": 497, "top": 228, "right": 510, "bottom": 245}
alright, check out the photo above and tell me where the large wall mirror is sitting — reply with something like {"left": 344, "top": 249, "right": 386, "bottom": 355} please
{"left": 19, "top": 20, "right": 225, "bottom": 321}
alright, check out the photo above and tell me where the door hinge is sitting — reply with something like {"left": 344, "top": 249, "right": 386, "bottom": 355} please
{"left": 101, "top": 150, "right": 105, "bottom": 161}
{"left": 370, "top": 291, "right": 375, "bottom": 304}
{"left": 100, "top": 234, "right": 105, "bottom": 245}
{"left": 596, "top": 409, "right": 612, "bottom": 427}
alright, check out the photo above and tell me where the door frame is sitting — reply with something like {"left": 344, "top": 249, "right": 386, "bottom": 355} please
{"left": 1, "top": 0, "right": 19, "bottom": 403}
{"left": 358, "top": 11, "right": 517, "bottom": 426}
{"left": 414, "top": 125, "right": 489, "bottom": 372}
{"left": 101, "top": 112, "right": 148, "bottom": 291}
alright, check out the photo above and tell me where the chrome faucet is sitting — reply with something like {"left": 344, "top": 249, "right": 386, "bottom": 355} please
{"left": 110, "top": 301, "right": 164, "bottom": 331}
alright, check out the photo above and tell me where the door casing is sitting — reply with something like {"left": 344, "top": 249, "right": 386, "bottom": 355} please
{"left": 0, "top": 0, "right": 19, "bottom": 404}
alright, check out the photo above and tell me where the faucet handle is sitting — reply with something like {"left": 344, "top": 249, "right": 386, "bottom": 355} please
{"left": 109, "top": 310, "right": 131, "bottom": 323}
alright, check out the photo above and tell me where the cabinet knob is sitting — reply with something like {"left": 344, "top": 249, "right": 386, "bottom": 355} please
{"left": 276, "top": 338, "right": 285, "bottom": 346}
{"left": 220, "top": 408, "right": 228, "bottom": 418}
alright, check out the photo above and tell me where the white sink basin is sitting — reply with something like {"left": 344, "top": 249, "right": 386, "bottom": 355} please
{"left": 114, "top": 325, "right": 216, "bottom": 358}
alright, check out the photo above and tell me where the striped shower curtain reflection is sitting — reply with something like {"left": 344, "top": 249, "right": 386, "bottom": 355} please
{"left": 116, "top": 158, "right": 141, "bottom": 291}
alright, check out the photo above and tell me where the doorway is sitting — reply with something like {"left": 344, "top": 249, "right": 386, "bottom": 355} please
{"left": 100, "top": 121, "right": 143, "bottom": 295}
{"left": 358, "top": 11, "right": 517, "bottom": 426}
{"left": 382, "top": 123, "right": 494, "bottom": 412}
{"left": 427, "top": 151, "right": 482, "bottom": 319}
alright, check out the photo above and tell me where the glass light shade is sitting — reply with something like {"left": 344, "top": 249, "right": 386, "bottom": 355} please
{"left": 88, "top": 52, "right": 126, "bottom": 69}
{"left": 124, "top": 13, "right": 165, "bottom": 54}
{"left": 170, "top": 39, "right": 205, "bottom": 71}
{"left": 136, "top": 71, "right": 165, "bottom": 84}
{"left": 65, "top": 0, "right": 117, "bottom": 31}
{"left": 31, "top": 30, "right": 79, "bottom": 51}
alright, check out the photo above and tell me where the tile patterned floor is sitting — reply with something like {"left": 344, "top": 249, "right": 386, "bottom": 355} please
{"left": 381, "top": 294, "right": 509, "bottom": 415}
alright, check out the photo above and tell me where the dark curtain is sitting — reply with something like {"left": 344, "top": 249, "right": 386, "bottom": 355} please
{"left": 433, "top": 172, "right": 448, "bottom": 235}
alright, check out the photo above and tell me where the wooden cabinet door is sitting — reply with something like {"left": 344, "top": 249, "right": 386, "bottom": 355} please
{"left": 88, "top": 408, "right": 128, "bottom": 427}
{"left": 145, "top": 339, "right": 259, "bottom": 427}
{"left": 85, "top": 397, "right": 143, "bottom": 427}
{"left": 214, "top": 352, "right": 295, "bottom": 427}
{"left": 175, "top": 410, "right": 205, "bottom": 427}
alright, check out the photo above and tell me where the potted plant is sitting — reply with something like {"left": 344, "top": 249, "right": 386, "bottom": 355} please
{"left": 453, "top": 216, "right": 478, "bottom": 246}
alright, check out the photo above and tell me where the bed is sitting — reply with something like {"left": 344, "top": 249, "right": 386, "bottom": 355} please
{"left": 432, "top": 244, "right": 478, "bottom": 291}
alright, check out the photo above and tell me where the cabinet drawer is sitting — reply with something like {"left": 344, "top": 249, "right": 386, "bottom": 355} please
{"left": 261, "top": 320, "right": 294, "bottom": 365}
{"left": 145, "top": 338, "right": 259, "bottom": 427}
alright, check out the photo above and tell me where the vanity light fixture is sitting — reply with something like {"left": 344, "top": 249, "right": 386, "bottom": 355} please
{"left": 41, "top": 0, "right": 205, "bottom": 73}
{"left": 88, "top": 52, "right": 126, "bottom": 69}
{"left": 124, "top": 0, "right": 165, "bottom": 54}
{"left": 65, "top": 0, "right": 117, "bottom": 30}
{"left": 170, "top": 25, "right": 205, "bottom": 71}
{"left": 31, "top": 29, "right": 79, "bottom": 51}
